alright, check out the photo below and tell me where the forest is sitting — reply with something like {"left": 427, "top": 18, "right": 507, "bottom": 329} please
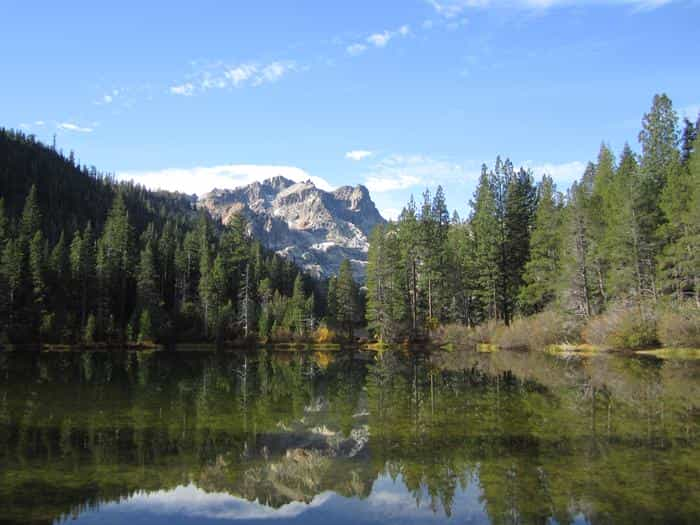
{"left": 2, "top": 93, "right": 699, "bottom": 350}
{"left": 0, "top": 129, "right": 360, "bottom": 345}
{"left": 366, "top": 94, "right": 700, "bottom": 348}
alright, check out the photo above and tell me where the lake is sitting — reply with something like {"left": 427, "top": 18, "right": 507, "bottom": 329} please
{"left": 0, "top": 347, "right": 698, "bottom": 524}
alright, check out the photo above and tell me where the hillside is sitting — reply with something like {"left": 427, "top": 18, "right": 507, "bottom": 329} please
{"left": 0, "top": 129, "right": 327, "bottom": 344}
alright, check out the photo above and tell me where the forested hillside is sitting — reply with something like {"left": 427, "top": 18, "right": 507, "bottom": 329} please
{"left": 0, "top": 129, "right": 329, "bottom": 345}
{"left": 366, "top": 94, "right": 700, "bottom": 347}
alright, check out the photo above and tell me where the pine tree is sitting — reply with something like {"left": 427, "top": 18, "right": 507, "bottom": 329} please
{"left": 238, "top": 262, "right": 255, "bottom": 338}
{"left": 638, "top": 94, "right": 680, "bottom": 302}
{"left": 603, "top": 145, "right": 645, "bottom": 303}
{"left": 503, "top": 167, "right": 536, "bottom": 321}
{"left": 287, "top": 274, "right": 308, "bottom": 336}
{"left": 97, "top": 192, "right": 135, "bottom": 340}
{"left": 70, "top": 222, "right": 96, "bottom": 330}
{"left": 257, "top": 277, "right": 274, "bottom": 339}
{"left": 326, "top": 275, "right": 338, "bottom": 327}
{"left": 19, "top": 185, "right": 41, "bottom": 247}
{"left": 429, "top": 185, "right": 450, "bottom": 322}
{"left": 560, "top": 179, "right": 593, "bottom": 317}
{"left": 587, "top": 144, "right": 617, "bottom": 310}
{"left": 397, "top": 196, "right": 422, "bottom": 336}
{"left": 29, "top": 230, "right": 47, "bottom": 334}
{"left": 659, "top": 131, "right": 700, "bottom": 305}
{"left": 519, "top": 176, "right": 563, "bottom": 314}
{"left": 470, "top": 166, "right": 501, "bottom": 321}
{"left": 0, "top": 198, "right": 8, "bottom": 248}
{"left": 335, "top": 259, "right": 358, "bottom": 339}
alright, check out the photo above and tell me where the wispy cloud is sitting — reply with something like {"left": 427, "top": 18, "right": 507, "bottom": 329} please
{"left": 367, "top": 31, "right": 392, "bottom": 48}
{"left": 19, "top": 120, "right": 46, "bottom": 130}
{"left": 117, "top": 164, "right": 334, "bottom": 196}
{"left": 170, "top": 82, "right": 195, "bottom": 96}
{"left": 346, "top": 43, "right": 368, "bottom": 56}
{"left": 363, "top": 154, "right": 474, "bottom": 193}
{"left": 170, "top": 60, "right": 300, "bottom": 96}
{"left": 345, "top": 150, "right": 373, "bottom": 161}
{"left": 347, "top": 25, "right": 411, "bottom": 56}
{"left": 524, "top": 160, "right": 586, "bottom": 185}
{"left": 428, "top": 0, "right": 674, "bottom": 17}
{"left": 57, "top": 122, "right": 94, "bottom": 133}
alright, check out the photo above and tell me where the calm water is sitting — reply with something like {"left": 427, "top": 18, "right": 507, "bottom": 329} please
{"left": 0, "top": 347, "right": 698, "bottom": 525}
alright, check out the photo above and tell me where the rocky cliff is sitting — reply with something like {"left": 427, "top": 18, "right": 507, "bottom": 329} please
{"left": 199, "top": 176, "right": 385, "bottom": 279}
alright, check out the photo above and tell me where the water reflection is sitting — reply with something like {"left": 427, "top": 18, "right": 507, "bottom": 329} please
{"left": 0, "top": 348, "right": 697, "bottom": 524}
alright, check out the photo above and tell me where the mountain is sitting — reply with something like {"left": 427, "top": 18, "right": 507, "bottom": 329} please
{"left": 199, "top": 176, "right": 385, "bottom": 279}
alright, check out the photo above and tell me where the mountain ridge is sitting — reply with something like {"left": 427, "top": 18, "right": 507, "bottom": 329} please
{"left": 199, "top": 176, "right": 385, "bottom": 279}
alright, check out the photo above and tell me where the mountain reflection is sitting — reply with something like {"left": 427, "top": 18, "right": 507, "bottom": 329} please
{"left": 0, "top": 348, "right": 697, "bottom": 524}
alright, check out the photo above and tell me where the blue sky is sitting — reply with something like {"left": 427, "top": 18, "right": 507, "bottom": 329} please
{"left": 2, "top": 0, "right": 699, "bottom": 219}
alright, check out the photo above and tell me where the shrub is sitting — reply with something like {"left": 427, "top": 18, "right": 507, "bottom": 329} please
{"left": 583, "top": 307, "right": 657, "bottom": 350}
{"left": 493, "top": 310, "right": 581, "bottom": 351}
{"left": 658, "top": 305, "right": 700, "bottom": 348}
{"left": 313, "top": 325, "right": 337, "bottom": 344}
{"left": 434, "top": 324, "right": 480, "bottom": 349}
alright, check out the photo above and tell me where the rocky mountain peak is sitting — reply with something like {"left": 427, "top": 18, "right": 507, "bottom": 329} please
{"left": 199, "top": 177, "right": 385, "bottom": 279}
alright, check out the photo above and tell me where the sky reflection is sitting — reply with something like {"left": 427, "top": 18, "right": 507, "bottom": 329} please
{"left": 67, "top": 473, "right": 490, "bottom": 525}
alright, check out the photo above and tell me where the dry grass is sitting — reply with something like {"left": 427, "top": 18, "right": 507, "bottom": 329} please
{"left": 582, "top": 307, "right": 657, "bottom": 350}
{"left": 436, "top": 311, "right": 580, "bottom": 351}
{"left": 657, "top": 304, "right": 700, "bottom": 348}
{"left": 494, "top": 310, "right": 581, "bottom": 351}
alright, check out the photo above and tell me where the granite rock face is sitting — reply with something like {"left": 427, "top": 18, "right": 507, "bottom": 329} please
{"left": 199, "top": 176, "right": 385, "bottom": 279}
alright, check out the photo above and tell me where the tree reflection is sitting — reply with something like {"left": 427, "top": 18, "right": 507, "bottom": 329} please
{"left": 0, "top": 348, "right": 697, "bottom": 524}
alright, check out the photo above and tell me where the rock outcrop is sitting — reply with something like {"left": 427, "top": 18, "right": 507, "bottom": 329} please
{"left": 199, "top": 176, "right": 385, "bottom": 279}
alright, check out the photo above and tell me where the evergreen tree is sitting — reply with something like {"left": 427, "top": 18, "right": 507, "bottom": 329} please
{"left": 19, "top": 184, "right": 41, "bottom": 247}
{"left": 560, "top": 178, "right": 594, "bottom": 317}
{"left": 470, "top": 166, "right": 501, "bottom": 321}
{"left": 638, "top": 94, "right": 680, "bottom": 302}
{"left": 326, "top": 275, "right": 338, "bottom": 327}
{"left": 603, "top": 145, "right": 645, "bottom": 303}
{"left": 519, "top": 176, "right": 563, "bottom": 314}
{"left": 97, "top": 193, "right": 135, "bottom": 340}
{"left": 335, "top": 259, "right": 358, "bottom": 339}
{"left": 503, "top": 167, "right": 536, "bottom": 320}
{"left": 29, "top": 230, "right": 47, "bottom": 334}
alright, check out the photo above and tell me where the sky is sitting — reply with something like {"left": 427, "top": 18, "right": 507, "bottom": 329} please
{"left": 2, "top": 0, "right": 699, "bottom": 220}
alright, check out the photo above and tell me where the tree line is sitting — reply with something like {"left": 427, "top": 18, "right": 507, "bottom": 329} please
{"left": 366, "top": 94, "right": 700, "bottom": 342}
{"left": 0, "top": 128, "right": 346, "bottom": 345}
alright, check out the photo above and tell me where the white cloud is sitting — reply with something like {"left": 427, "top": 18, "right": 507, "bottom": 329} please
{"left": 427, "top": 0, "right": 674, "bottom": 17}
{"left": 170, "top": 82, "right": 195, "bottom": 96}
{"left": 57, "top": 122, "right": 94, "bottom": 133}
{"left": 117, "top": 163, "right": 334, "bottom": 196}
{"left": 366, "top": 173, "right": 423, "bottom": 193}
{"left": 225, "top": 63, "right": 258, "bottom": 86}
{"left": 172, "top": 60, "right": 299, "bottom": 95}
{"left": 524, "top": 160, "right": 586, "bottom": 185}
{"left": 346, "top": 43, "right": 368, "bottom": 55}
{"left": 102, "top": 94, "right": 113, "bottom": 104}
{"left": 345, "top": 150, "right": 373, "bottom": 161}
{"left": 368, "top": 31, "right": 392, "bottom": 48}
{"left": 347, "top": 25, "right": 411, "bottom": 55}
{"left": 34, "top": 120, "right": 45, "bottom": 126}
{"left": 253, "top": 61, "right": 297, "bottom": 86}
{"left": 363, "top": 154, "right": 474, "bottom": 193}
